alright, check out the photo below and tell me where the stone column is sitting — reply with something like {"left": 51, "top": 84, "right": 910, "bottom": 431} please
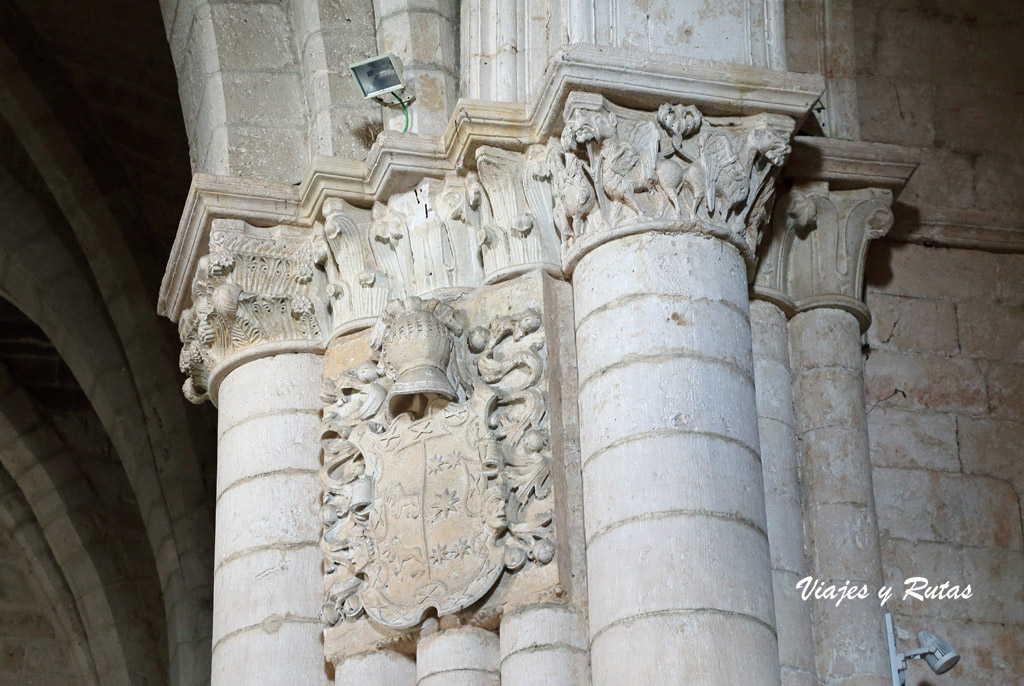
{"left": 749, "top": 300, "right": 818, "bottom": 686}
{"left": 176, "top": 219, "right": 330, "bottom": 686}
{"left": 499, "top": 605, "right": 589, "bottom": 686}
{"left": 766, "top": 184, "right": 895, "bottom": 686}
{"left": 560, "top": 93, "right": 794, "bottom": 685}
{"left": 417, "top": 626, "right": 500, "bottom": 686}
{"left": 751, "top": 193, "right": 819, "bottom": 686}
{"left": 334, "top": 651, "right": 416, "bottom": 685}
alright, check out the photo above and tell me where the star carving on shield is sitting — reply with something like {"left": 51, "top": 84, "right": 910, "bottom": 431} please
{"left": 429, "top": 487, "right": 459, "bottom": 521}
{"left": 318, "top": 299, "right": 558, "bottom": 631}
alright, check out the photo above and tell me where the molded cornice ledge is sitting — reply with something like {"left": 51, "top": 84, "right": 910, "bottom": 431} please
{"left": 159, "top": 47, "right": 826, "bottom": 327}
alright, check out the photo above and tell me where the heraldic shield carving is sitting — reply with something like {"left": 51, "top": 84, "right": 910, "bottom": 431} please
{"left": 319, "top": 297, "right": 555, "bottom": 629}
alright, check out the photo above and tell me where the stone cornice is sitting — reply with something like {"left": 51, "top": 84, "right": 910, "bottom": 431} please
{"left": 159, "top": 49, "right": 824, "bottom": 324}
{"left": 784, "top": 136, "right": 921, "bottom": 193}
{"left": 889, "top": 204, "right": 1024, "bottom": 253}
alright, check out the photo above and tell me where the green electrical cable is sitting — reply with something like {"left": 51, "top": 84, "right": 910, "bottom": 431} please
{"left": 393, "top": 92, "right": 409, "bottom": 133}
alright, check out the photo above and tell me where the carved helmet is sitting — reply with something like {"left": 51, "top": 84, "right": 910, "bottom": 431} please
{"left": 375, "top": 297, "right": 460, "bottom": 406}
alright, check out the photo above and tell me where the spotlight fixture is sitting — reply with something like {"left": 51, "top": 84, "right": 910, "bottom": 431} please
{"left": 349, "top": 54, "right": 406, "bottom": 100}
{"left": 886, "top": 613, "right": 961, "bottom": 686}
{"left": 348, "top": 54, "right": 412, "bottom": 132}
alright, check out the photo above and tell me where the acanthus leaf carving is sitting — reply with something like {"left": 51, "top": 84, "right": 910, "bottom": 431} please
{"left": 177, "top": 219, "right": 324, "bottom": 403}
{"left": 319, "top": 297, "right": 555, "bottom": 630}
{"left": 755, "top": 182, "right": 895, "bottom": 330}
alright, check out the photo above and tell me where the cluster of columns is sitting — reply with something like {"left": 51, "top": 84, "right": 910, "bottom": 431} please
{"left": 165, "top": 179, "right": 899, "bottom": 686}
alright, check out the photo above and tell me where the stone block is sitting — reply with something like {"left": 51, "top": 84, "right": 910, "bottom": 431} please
{"left": 0, "top": 639, "right": 24, "bottom": 671}
{"left": 960, "top": 547, "right": 1024, "bottom": 625}
{"left": 865, "top": 350, "right": 987, "bottom": 415}
{"left": 211, "top": 545, "right": 322, "bottom": 644}
{"left": 896, "top": 146, "right": 977, "bottom": 209}
{"left": 975, "top": 151, "right": 1024, "bottom": 214}
{"left": 216, "top": 412, "right": 321, "bottom": 497}
{"left": 957, "top": 302, "right": 1024, "bottom": 363}
{"left": 867, "top": 407, "right": 959, "bottom": 472}
{"left": 794, "top": 367, "right": 868, "bottom": 434}
{"left": 212, "top": 620, "right": 328, "bottom": 686}
{"left": 874, "top": 468, "right": 1022, "bottom": 549}
{"left": 587, "top": 515, "right": 775, "bottom": 632}
{"left": 575, "top": 292, "right": 752, "bottom": 385}
{"left": 866, "top": 242, "right": 1001, "bottom": 303}
{"left": 589, "top": 612, "right": 780, "bottom": 686}
{"left": 582, "top": 432, "right": 767, "bottom": 543}
{"left": 984, "top": 361, "right": 1024, "bottom": 420}
{"left": 880, "top": 538, "right": 967, "bottom": 621}
{"left": 866, "top": 293, "right": 959, "bottom": 354}
{"left": 857, "top": 76, "right": 935, "bottom": 147}
{"left": 935, "top": 84, "right": 1024, "bottom": 155}
{"left": 789, "top": 309, "right": 862, "bottom": 372}
{"left": 224, "top": 123, "right": 308, "bottom": 184}
{"left": 218, "top": 353, "right": 324, "bottom": 437}
{"left": 993, "top": 254, "right": 1024, "bottom": 308}
{"left": 222, "top": 70, "right": 306, "bottom": 127}
{"left": 573, "top": 232, "right": 749, "bottom": 324}
{"left": 579, "top": 354, "right": 760, "bottom": 460}
{"left": 801, "top": 429, "right": 873, "bottom": 507}
{"left": 958, "top": 416, "right": 1024, "bottom": 493}
{"left": 210, "top": 3, "right": 298, "bottom": 72}
{"left": 213, "top": 472, "right": 321, "bottom": 568}
{"left": 805, "top": 502, "right": 883, "bottom": 581}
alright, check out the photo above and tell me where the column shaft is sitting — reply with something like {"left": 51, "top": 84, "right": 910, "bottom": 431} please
{"left": 417, "top": 627, "right": 500, "bottom": 686}
{"left": 335, "top": 651, "right": 415, "bottom": 685}
{"left": 575, "top": 231, "right": 780, "bottom": 686}
{"left": 499, "top": 605, "right": 589, "bottom": 686}
{"left": 790, "top": 309, "right": 888, "bottom": 686}
{"left": 212, "top": 353, "right": 328, "bottom": 686}
{"left": 751, "top": 300, "right": 817, "bottom": 686}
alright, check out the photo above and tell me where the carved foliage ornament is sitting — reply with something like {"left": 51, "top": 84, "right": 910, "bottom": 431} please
{"left": 548, "top": 93, "right": 794, "bottom": 264}
{"left": 178, "top": 220, "right": 324, "bottom": 403}
{"left": 319, "top": 297, "right": 554, "bottom": 629}
{"left": 310, "top": 97, "right": 794, "bottom": 336}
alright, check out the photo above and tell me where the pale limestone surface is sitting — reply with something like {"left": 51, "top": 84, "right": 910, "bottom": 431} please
{"left": 213, "top": 353, "right": 328, "bottom": 686}
{"left": 750, "top": 300, "right": 816, "bottom": 686}
{"left": 576, "top": 231, "right": 780, "bottom": 686}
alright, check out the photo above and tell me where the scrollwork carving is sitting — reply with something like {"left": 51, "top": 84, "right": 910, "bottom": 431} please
{"left": 319, "top": 297, "right": 555, "bottom": 630}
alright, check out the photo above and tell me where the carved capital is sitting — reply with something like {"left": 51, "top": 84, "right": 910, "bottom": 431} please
{"left": 177, "top": 219, "right": 326, "bottom": 403}
{"left": 754, "top": 182, "right": 894, "bottom": 330}
{"left": 550, "top": 92, "right": 795, "bottom": 273}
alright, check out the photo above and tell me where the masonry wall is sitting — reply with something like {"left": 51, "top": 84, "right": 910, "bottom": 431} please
{"left": 853, "top": 2, "right": 1024, "bottom": 683}
{"left": 854, "top": 0, "right": 1024, "bottom": 222}
{"left": 863, "top": 242, "right": 1024, "bottom": 684}
{"left": 0, "top": 531, "right": 85, "bottom": 686}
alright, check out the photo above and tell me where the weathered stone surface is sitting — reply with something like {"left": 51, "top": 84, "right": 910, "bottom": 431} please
{"left": 956, "top": 303, "right": 1024, "bottom": 363}
{"left": 867, "top": 407, "right": 959, "bottom": 472}
{"left": 958, "top": 416, "right": 1024, "bottom": 493}
{"left": 874, "top": 468, "right": 1023, "bottom": 550}
{"left": 984, "top": 361, "right": 1024, "bottom": 420}
{"left": 866, "top": 293, "right": 959, "bottom": 354}
{"left": 865, "top": 350, "right": 987, "bottom": 415}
